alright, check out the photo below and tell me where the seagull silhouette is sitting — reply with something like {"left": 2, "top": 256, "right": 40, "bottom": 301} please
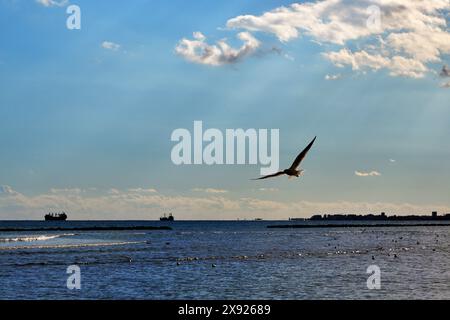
{"left": 252, "top": 136, "right": 316, "bottom": 180}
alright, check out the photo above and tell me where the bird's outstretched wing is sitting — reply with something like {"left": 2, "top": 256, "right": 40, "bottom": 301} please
{"left": 289, "top": 136, "right": 316, "bottom": 170}
{"left": 251, "top": 171, "right": 285, "bottom": 180}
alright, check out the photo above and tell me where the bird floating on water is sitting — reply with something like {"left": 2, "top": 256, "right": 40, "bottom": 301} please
{"left": 252, "top": 136, "right": 316, "bottom": 180}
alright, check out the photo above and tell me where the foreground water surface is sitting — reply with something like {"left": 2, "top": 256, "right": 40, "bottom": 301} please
{"left": 0, "top": 220, "right": 449, "bottom": 299}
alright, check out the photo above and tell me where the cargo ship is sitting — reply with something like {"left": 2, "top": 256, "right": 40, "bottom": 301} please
{"left": 45, "top": 212, "right": 67, "bottom": 221}
{"left": 160, "top": 213, "right": 174, "bottom": 221}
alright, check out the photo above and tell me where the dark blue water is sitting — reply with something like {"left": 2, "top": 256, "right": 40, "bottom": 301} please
{"left": 1, "top": 220, "right": 449, "bottom": 299}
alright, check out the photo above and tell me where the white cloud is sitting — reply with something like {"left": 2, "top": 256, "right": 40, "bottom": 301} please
{"left": 388, "top": 55, "right": 428, "bottom": 78}
{"left": 1, "top": 185, "right": 449, "bottom": 219}
{"left": 179, "top": 0, "right": 450, "bottom": 79}
{"left": 175, "top": 31, "right": 260, "bottom": 66}
{"left": 226, "top": 0, "right": 380, "bottom": 45}
{"left": 0, "top": 186, "right": 239, "bottom": 220}
{"left": 101, "top": 41, "right": 121, "bottom": 51}
{"left": 127, "top": 188, "right": 158, "bottom": 193}
{"left": 323, "top": 49, "right": 428, "bottom": 78}
{"left": 36, "top": 0, "right": 68, "bottom": 7}
{"left": 355, "top": 170, "right": 381, "bottom": 177}
{"left": 0, "top": 185, "right": 17, "bottom": 195}
{"left": 325, "top": 73, "right": 341, "bottom": 80}
{"left": 192, "top": 188, "right": 228, "bottom": 194}
{"left": 386, "top": 31, "right": 450, "bottom": 64}
{"left": 258, "top": 188, "right": 279, "bottom": 192}
{"left": 389, "top": 159, "right": 396, "bottom": 163}
{"left": 323, "top": 48, "right": 388, "bottom": 71}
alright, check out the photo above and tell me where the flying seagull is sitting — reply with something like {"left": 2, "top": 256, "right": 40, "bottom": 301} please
{"left": 253, "top": 136, "right": 316, "bottom": 180}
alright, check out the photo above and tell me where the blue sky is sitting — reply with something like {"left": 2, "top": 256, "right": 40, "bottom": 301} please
{"left": 0, "top": 0, "right": 449, "bottom": 219}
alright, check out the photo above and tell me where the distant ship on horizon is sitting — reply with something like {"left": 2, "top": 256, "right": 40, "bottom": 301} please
{"left": 160, "top": 213, "right": 174, "bottom": 221}
{"left": 44, "top": 212, "right": 67, "bottom": 221}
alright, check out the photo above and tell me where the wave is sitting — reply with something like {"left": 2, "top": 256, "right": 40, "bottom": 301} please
{"left": 0, "top": 233, "right": 76, "bottom": 243}
{"left": 0, "top": 241, "right": 144, "bottom": 251}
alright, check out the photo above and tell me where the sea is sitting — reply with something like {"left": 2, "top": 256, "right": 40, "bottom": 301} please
{"left": 0, "top": 220, "right": 449, "bottom": 300}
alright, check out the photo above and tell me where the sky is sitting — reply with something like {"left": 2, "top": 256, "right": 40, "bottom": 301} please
{"left": 0, "top": 0, "right": 449, "bottom": 220}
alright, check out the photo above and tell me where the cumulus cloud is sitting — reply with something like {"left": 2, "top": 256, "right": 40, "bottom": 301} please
{"left": 322, "top": 48, "right": 428, "bottom": 78}
{"left": 323, "top": 48, "right": 387, "bottom": 70}
{"left": 175, "top": 31, "right": 260, "bottom": 66}
{"left": 355, "top": 170, "right": 381, "bottom": 177}
{"left": 0, "top": 185, "right": 17, "bottom": 195}
{"left": 226, "top": 0, "right": 380, "bottom": 44}
{"left": 388, "top": 56, "right": 429, "bottom": 78}
{"left": 192, "top": 188, "right": 228, "bottom": 194}
{"left": 36, "top": 0, "right": 68, "bottom": 7}
{"left": 178, "top": 0, "right": 450, "bottom": 79}
{"left": 101, "top": 41, "right": 121, "bottom": 51}
{"left": 1, "top": 185, "right": 449, "bottom": 219}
